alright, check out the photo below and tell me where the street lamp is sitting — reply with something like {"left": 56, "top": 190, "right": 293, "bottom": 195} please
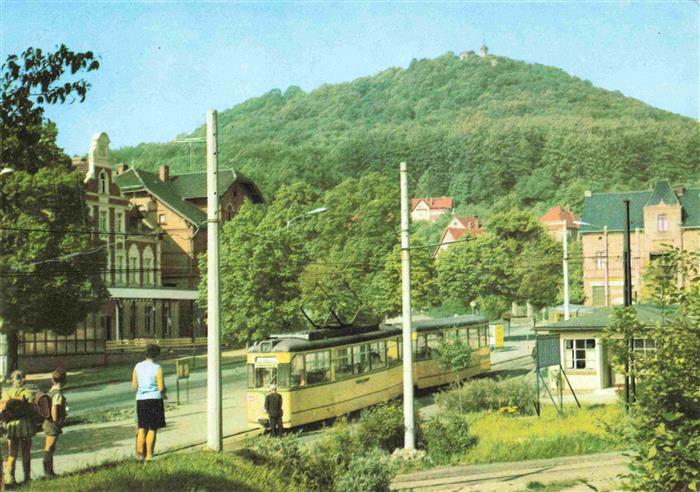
{"left": 574, "top": 220, "right": 609, "bottom": 308}
{"left": 286, "top": 207, "right": 327, "bottom": 228}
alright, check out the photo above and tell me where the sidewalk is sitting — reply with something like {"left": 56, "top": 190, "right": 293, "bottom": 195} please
{"left": 391, "top": 452, "right": 628, "bottom": 491}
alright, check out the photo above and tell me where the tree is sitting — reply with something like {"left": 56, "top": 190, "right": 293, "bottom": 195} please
{"left": 515, "top": 238, "right": 562, "bottom": 310}
{"left": 202, "top": 182, "right": 320, "bottom": 346}
{"left": 436, "top": 234, "right": 516, "bottom": 318}
{"left": 370, "top": 237, "right": 439, "bottom": 318}
{"left": 432, "top": 335, "right": 472, "bottom": 413}
{"left": 606, "top": 249, "right": 700, "bottom": 491}
{"left": 0, "top": 46, "right": 105, "bottom": 370}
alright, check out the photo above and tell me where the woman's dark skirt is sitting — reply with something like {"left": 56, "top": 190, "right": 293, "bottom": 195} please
{"left": 136, "top": 399, "right": 166, "bottom": 429}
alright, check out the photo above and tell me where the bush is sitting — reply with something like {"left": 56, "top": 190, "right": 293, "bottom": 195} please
{"left": 249, "top": 433, "right": 308, "bottom": 484}
{"left": 436, "top": 376, "right": 536, "bottom": 415}
{"left": 334, "top": 448, "right": 392, "bottom": 492}
{"left": 422, "top": 414, "right": 477, "bottom": 464}
{"left": 355, "top": 403, "right": 405, "bottom": 452}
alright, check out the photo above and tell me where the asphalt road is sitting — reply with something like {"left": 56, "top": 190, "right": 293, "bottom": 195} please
{"left": 66, "top": 362, "right": 248, "bottom": 416}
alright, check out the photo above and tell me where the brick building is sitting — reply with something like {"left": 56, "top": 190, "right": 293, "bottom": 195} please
{"left": 18, "top": 132, "right": 263, "bottom": 371}
{"left": 580, "top": 180, "right": 699, "bottom": 306}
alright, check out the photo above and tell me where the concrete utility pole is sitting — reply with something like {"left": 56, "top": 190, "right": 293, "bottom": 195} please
{"left": 399, "top": 162, "right": 415, "bottom": 450}
{"left": 604, "top": 225, "right": 609, "bottom": 307}
{"left": 206, "top": 109, "right": 222, "bottom": 451}
{"left": 562, "top": 221, "right": 570, "bottom": 320}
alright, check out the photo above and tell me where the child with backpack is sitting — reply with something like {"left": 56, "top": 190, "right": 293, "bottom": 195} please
{"left": 2, "top": 370, "right": 35, "bottom": 485}
{"left": 42, "top": 368, "right": 67, "bottom": 479}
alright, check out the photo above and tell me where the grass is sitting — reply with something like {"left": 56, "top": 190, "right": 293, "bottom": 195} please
{"left": 458, "top": 404, "right": 626, "bottom": 465}
{"left": 28, "top": 351, "right": 245, "bottom": 390}
{"left": 524, "top": 480, "right": 581, "bottom": 491}
{"left": 22, "top": 450, "right": 298, "bottom": 492}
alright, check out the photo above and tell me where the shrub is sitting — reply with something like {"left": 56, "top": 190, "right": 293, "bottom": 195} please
{"left": 249, "top": 433, "right": 308, "bottom": 484}
{"left": 355, "top": 402, "right": 405, "bottom": 452}
{"left": 436, "top": 376, "right": 536, "bottom": 415}
{"left": 422, "top": 414, "right": 477, "bottom": 464}
{"left": 333, "top": 448, "right": 392, "bottom": 492}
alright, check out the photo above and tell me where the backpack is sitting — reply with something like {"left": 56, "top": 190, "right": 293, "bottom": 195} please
{"left": 0, "top": 398, "right": 33, "bottom": 422}
{"left": 32, "top": 393, "right": 52, "bottom": 421}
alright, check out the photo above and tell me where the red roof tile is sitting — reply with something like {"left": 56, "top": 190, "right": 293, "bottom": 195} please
{"left": 539, "top": 205, "right": 580, "bottom": 228}
{"left": 411, "top": 196, "right": 454, "bottom": 211}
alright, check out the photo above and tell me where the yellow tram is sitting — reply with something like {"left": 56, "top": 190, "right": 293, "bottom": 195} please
{"left": 246, "top": 315, "right": 491, "bottom": 429}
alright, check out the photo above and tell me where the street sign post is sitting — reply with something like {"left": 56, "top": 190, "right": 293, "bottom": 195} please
{"left": 176, "top": 358, "right": 191, "bottom": 405}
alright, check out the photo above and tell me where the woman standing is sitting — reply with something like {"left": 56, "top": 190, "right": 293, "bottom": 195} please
{"left": 132, "top": 345, "right": 166, "bottom": 460}
{"left": 3, "top": 370, "right": 35, "bottom": 485}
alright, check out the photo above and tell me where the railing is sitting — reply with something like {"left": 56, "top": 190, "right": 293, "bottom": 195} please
{"left": 106, "top": 337, "right": 207, "bottom": 353}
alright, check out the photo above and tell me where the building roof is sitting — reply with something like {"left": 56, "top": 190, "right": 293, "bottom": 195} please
{"left": 580, "top": 180, "right": 700, "bottom": 233}
{"left": 536, "top": 304, "right": 677, "bottom": 332}
{"left": 115, "top": 168, "right": 264, "bottom": 227}
{"left": 540, "top": 205, "right": 580, "bottom": 228}
{"left": 115, "top": 169, "right": 207, "bottom": 226}
{"left": 452, "top": 216, "right": 481, "bottom": 229}
{"left": 411, "top": 197, "right": 453, "bottom": 211}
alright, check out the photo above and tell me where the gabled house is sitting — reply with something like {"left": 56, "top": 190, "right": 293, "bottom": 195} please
{"left": 434, "top": 216, "right": 484, "bottom": 257}
{"left": 17, "top": 133, "right": 264, "bottom": 372}
{"left": 114, "top": 164, "right": 263, "bottom": 289}
{"left": 410, "top": 197, "right": 453, "bottom": 222}
{"left": 580, "top": 180, "right": 700, "bottom": 306}
{"left": 539, "top": 205, "right": 580, "bottom": 243}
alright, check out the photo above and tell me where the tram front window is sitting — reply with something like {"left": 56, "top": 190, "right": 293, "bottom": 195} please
{"left": 254, "top": 367, "right": 277, "bottom": 388}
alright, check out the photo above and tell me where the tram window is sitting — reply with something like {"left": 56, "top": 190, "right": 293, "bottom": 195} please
{"left": 426, "top": 333, "right": 442, "bottom": 357}
{"left": 387, "top": 338, "right": 400, "bottom": 366}
{"left": 305, "top": 351, "right": 331, "bottom": 385}
{"left": 247, "top": 364, "right": 255, "bottom": 388}
{"left": 468, "top": 328, "right": 479, "bottom": 348}
{"left": 277, "top": 363, "right": 290, "bottom": 387}
{"left": 255, "top": 367, "right": 277, "bottom": 388}
{"left": 353, "top": 344, "right": 370, "bottom": 374}
{"left": 370, "top": 341, "right": 386, "bottom": 370}
{"left": 290, "top": 355, "right": 305, "bottom": 387}
{"left": 334, "top": 347, "right": 353, "bottom": 380}
{"left": 458, "top": 328, "right": 468, "bottom": 341}
{"left": 415, "top": 335, "right": 429, "bottom": 360}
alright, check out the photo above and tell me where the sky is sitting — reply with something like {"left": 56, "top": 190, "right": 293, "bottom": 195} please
{"left": 2, "top": 1, "right": 698, "bottom": 156}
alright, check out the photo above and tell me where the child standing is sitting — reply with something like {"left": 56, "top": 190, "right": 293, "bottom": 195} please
{"left": 3, "top": 370, "right": 35, "bottom": 485}
{"left": 42, "top": 368, "right": 67, "bottom": 478}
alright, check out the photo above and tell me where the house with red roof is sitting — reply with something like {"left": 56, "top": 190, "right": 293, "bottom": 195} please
{"left": 410, "top": 197, "right": 453, "bottom": 222}
{"left": 434, "top": 216, "right": 484, "bottom": 257}
{"left": 539, "top": 205, "right": 580, "bottom": 242}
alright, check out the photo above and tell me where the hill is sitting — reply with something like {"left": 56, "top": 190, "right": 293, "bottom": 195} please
{"left": 112, "top": 51, "right": 700, "bottom": 214}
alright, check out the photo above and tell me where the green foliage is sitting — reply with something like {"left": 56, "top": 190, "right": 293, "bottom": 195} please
{"left": 1, "top": 46, "right": 107, "bottom": 363}
{"left": 436, "top": 376, "right": 537, "bottom": 416}
{"left": 2, "top": 45, "right": 99, "bottom": 172}
{"left": 22, "top": 450, "right": 296, "bottom": 492}
{"left": 355, "top": 402, "right": 406, "bottom": 453}
{"left": 433, "top": 336, "right": 472, "bottom": 373}
{"left": 333, "top": 448, "right": 392, "bottom": 492}
{"left": 422, "top": 414, "right": 477, "bottom": 464}
{"left": 112, "top": 53, "right": 700, "bottom": 213}
{"left": 606, "top": 250, "right": 700, "bottom": 491}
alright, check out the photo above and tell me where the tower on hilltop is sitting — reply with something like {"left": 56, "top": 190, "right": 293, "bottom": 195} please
{"left": 479, "top": 45, "right": 489, "bottom": 58}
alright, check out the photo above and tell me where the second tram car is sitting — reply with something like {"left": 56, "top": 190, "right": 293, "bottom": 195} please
{"left": 246, "top": 315, "right": 490, "bottom": 429}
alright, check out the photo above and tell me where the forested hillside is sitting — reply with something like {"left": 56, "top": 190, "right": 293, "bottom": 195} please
{"left": 112, "top": 51, "right": 699, "bottom": 213}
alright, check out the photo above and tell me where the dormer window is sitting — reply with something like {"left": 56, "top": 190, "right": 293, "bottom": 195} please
{"left": 98, "top": 171, "right": 108, "bottom": 194}
{"left": 657, "top": 214, "right": 668, "bottom": 232}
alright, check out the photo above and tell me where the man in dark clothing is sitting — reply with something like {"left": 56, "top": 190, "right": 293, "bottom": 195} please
{"left": 264, "top": 384, "right": 283, "bottom": 437}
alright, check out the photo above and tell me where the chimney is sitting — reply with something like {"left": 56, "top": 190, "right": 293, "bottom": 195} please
{"left": 159, "top": 165, "right": 169, "bottom": 182}
{"left": 116, "top": 163, "right": 128, "bottom": 175}
{"left": 674, "top": 185, "right": 685, "bottom": 198}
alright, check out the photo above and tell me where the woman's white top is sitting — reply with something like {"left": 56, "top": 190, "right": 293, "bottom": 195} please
{"left": 135, "top": 360, "right": 162, "bottom": 400}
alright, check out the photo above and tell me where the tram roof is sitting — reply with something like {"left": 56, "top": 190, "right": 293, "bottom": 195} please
{"left": 248, "top": 315, "right": 488, "bottom": 353}
{"left": 385, "top": 315, "right": 488, "bottom": 331}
